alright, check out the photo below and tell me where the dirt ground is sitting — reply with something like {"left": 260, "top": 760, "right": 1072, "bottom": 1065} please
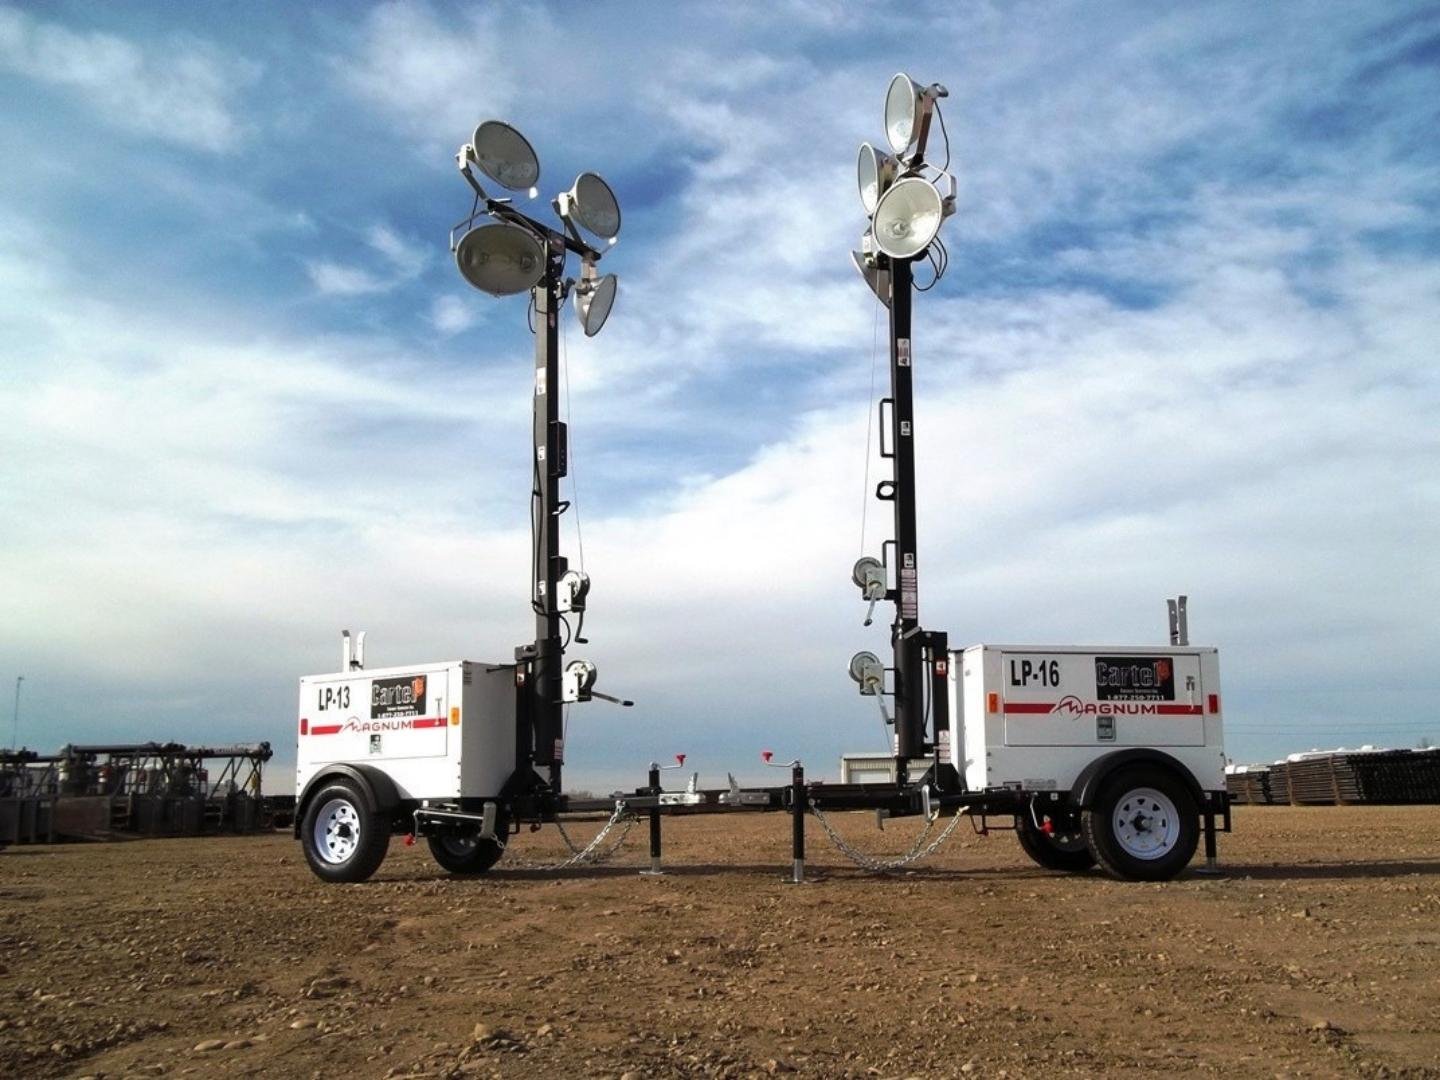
{"left": 2, "top": 806, "right": 1439, "bottom": 1079}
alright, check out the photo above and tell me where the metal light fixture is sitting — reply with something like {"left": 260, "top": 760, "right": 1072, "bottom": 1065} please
{"left": 471, "top": 121, "right": 541, "bottom": 192}
{"left": 576, "top": 272, "right": 617, "bottom": 337}
{"left": 849, "top": 245, "right": 890, "bottom": 308}
{"left": 561, "top": 172, "right": 622, "bottom": 242}
{"left": 871, "top": 177, "right": 944, "bottom": 259}
{"left": 455, "top": 221, "right": 547, "bottom": 296}
{"left": 857, "top": 142, "right": 896, "bottom": 216}
{"left": 884, "top": 73, "right": 923, "bottom": 156}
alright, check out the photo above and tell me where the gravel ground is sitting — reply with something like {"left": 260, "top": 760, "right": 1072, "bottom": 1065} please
{"left": 2, "top": 805, "right": 1438, "bottom": 1078}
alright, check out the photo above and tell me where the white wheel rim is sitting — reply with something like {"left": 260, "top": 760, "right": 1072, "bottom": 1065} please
{"left": 314, "top": 797, "right": 362, "bottom": 865}
{"left": 1112, "top": 787, "right": 1181, "bottom": 860}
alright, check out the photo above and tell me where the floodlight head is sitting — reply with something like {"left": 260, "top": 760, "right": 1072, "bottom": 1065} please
{"left": 850, "top": 242, "right": 891, "bottom": 308}
{"left": 872, "top": 176, "right": 944, "bottom": 259}
{"left": 455, "top": 222, "right": 547, "bottom": 296}
{"left": 857, "top": 142, "right": 896, "bottom": 216}
{"left": 574, "top": 260, "right": 618, "bottom": 337}
{"left": 884, "top": 73, "right": 924, "bottom": 156}
{"left": 471, "top": 120, "right": 540, "bottom": 191}
{"left": 563, "top": 172, "right": 621, "bottom": 241}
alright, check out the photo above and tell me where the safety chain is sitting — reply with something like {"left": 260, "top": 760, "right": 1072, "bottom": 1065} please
{"left": 810, "top": 801, "right": 969, "bottom": 873}
{"left": 502, "top": 800, "right": 636, "bottom": 870}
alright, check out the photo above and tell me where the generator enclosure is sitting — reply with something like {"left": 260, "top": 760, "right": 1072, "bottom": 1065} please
{"left": 296, "top": 661, "right": 517, "bottom": 802}
{"left": 948, "top": 645, "right": 1225, "bottom": 794}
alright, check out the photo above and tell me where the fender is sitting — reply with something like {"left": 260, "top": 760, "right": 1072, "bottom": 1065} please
{"left": 1069, "top": 748, "right": 1203, "bottom": 811}
{"left": 294, "top": 764, "right": 402, "bottom": 837}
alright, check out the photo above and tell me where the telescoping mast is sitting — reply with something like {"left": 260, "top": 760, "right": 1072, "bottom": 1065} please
{"left": 291, "top": 73, "right": 1232, "bottom": 886}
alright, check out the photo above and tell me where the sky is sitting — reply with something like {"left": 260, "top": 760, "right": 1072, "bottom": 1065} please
{"left": 1, "top": 1, "right": 1437, "bottom": 794}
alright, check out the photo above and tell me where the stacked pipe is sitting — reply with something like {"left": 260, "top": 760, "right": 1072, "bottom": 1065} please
{"left": 1230, "top": 750, "right": 1440, "bottom": 806}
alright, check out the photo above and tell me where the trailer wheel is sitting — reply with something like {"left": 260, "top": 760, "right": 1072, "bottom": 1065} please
{"left": 428, "top": 823, "right": 507, "bottom": 875}
{"left": 300, "top": 780, "right": 390, "bottom": 883}
{"left": 1082, "top": 766, "right": 1198, "bottom": 881}
{"left": 1015, "top": 810, "right": 1095, "bottom": 872}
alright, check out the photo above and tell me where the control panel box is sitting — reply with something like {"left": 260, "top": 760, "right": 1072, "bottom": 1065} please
{"left": 948, "top": 645, "right": 1225, "bottom": 794}
{"left": 296, "top": 660, "right": 517, "bottom": 801}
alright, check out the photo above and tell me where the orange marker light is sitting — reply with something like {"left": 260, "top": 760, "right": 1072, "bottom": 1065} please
{"left": 987, "top": 692, "right": 999, "bottom": 714}
{"left": 450, "top": 706, "right": 461, "bottom": 726}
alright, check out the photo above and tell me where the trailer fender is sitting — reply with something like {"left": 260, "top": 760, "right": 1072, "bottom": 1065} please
{"left": 294, "top": 764, "right": 402, "bottom": 838}
{"left": 1069, "top": 749, "right": 1202, "bottom": 811}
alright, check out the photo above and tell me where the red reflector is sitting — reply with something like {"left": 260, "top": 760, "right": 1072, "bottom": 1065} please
{"left": 935, "top": 660, "right": 948, "bottom": 676}
{"left": 1208, "top": 694, "right": 1220, "bottom": 714}
{"left": 987, "top": 692, "right": 999, "bottom": 714}
{"left": 300, "top": 717, "right": 309, "bottom": 735}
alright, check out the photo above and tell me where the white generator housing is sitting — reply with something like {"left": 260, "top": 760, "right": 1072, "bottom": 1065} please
{"left": 948, "top": 645, "right": 1225, "bottom": 794}
{"left": 296, "top": 661, "right": 517, "bottom": 802}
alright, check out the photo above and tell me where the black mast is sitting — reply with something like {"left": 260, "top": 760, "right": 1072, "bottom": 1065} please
{"left": 885, "top": 255, "right": 925, "bottom": 784}
{"left": 523, "top": 238, "right": 568, "bottom": 795}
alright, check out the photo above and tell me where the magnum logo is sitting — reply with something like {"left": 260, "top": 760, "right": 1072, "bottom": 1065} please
{"left": 371, "top": 674, "right": 427, "bottom": 719}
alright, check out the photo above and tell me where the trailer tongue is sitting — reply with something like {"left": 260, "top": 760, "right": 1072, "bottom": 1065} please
{"left": 293, "top": 75, "right": 1229, "bottom": 885}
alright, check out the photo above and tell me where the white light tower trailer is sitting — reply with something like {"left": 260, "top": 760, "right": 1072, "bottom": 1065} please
{"left": 294, "top": 82, "right": 1230, "bottom": 885}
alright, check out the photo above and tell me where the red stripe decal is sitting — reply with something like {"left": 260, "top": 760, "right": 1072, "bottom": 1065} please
{"left": 1003, "top": 702, "right": 1203, "bottom": 716}
{"left": 307, "top": 717, "right": 446, "bottom": 736}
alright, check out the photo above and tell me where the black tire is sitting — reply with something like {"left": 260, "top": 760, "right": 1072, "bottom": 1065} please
{"left": 427, "top": 822, "right": 507, "bottom": 875}
{"left": 299, "top": 780, "right": 390, "bottom": 883}
{"left": 1015, "top": 809, "right": 1096, "bottom": 872}
{"left": 1082, "top": 766, "right": 1199, "bottom": 881}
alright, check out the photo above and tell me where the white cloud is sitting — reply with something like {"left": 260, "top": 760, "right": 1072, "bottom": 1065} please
{"left": 0, "top": 5, "right": 255, "bottom": 152}
{"left": 305, "top": 260, "right": 389, "bottom": 296}
{"left": 336, "top": 1, "right": 519, "bottom": 149}
{"left": 430, "top": 294, "right": 479, "bottom": 335}
{"left": 367, "top": 224, "right": 427, "bottom": 277}
{"left": 304, "top": 224, "right": 427, "bottom": 296}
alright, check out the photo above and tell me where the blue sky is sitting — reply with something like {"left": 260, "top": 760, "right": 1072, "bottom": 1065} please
{"left": 2, "top": 1, "right": 1437, "bottom": 792}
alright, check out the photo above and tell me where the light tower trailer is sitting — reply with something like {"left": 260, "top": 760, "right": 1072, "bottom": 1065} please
{"left": 291, "top": 86, "right": 1231, "bottom": 885}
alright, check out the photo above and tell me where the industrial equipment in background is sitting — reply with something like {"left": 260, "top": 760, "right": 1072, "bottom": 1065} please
{"left": 1227, "top": 748, "right": 1440, "bottom": 805}
{"left": 293, "top": 74, "right": 1231, "bottom": 886}
{"left": 0, "top": 742, "right": 275, "bottom": 845}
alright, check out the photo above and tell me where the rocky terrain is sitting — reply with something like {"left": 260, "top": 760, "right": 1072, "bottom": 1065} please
{"left": 2, "top": 805, "right": 1438, "bottom": 1078}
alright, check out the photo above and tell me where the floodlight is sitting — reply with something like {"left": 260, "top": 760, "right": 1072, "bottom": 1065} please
{"left": 472, "top": 121, "right": 541, "bottom": 191}
{"left": 575, "top": 270, "right": 618, "bottom": 337}
{"left": 850, "top": 243, "right": 890, "bottom": 308}
{"left": 857, "top": 142, "right": 895, "bottom": 216}
{"left": 884, "top": 73, "right": 923, "bottom": 156}
{"left": 871, "top": 177, "right": 943, "bottom": 259}
{"left": 563, "top": 172, "right": 621, "bottom": 241}
{"left": 455, "top": 222, "right": 547, "bottom": 296}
